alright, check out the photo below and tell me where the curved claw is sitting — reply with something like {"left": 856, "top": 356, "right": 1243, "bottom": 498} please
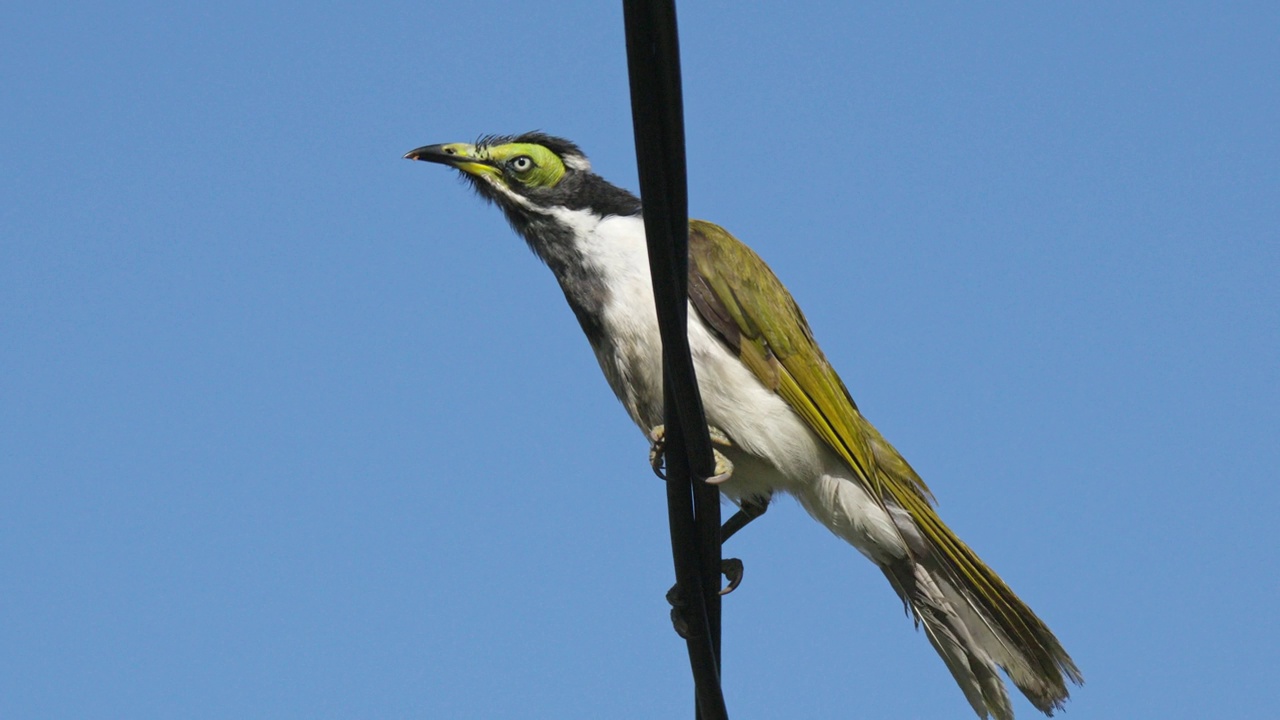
{"left": 704, "top": 448, "right": 735, "bottom": 485}
{"left": 665, "top": 584, "right": 692, "bottom": 638}
{"left": 719, "top": 558, "right": 745, "bottom": 595}
{"left": 648, "top": 425, "right": 667, "bottom": 479}
{"left": 650, "top": 424, "right": 737, "bottom": 483}
{"left": 706, "top": 427, "right": 734, "bottom": 484}
{"left": 649, "top": 453, "right": 667, "bottom": 479}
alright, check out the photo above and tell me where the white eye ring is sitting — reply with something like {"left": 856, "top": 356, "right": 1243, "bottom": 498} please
{"left": 509, "top": 156, "right": 534, "bottom": 173}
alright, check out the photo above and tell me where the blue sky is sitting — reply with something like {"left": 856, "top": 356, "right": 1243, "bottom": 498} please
{"left": 3, "top": 2, "right": 1277, "bottom": 718}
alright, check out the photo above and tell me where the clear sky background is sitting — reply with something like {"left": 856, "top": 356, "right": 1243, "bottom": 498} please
{"left": 3, "top": 2, "right": 1277, "bottom": 719}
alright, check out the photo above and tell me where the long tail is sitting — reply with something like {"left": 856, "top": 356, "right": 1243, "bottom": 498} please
{"left": 797, "top": 474, "right": 1082, "bottom": 720}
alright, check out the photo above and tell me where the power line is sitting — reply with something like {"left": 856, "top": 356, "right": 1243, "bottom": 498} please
{"left": 622, "top": 2, "right": 729, "bottom": 718}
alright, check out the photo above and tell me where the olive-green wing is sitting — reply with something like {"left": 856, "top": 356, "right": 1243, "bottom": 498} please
{"left": 687, "top": 220, "right": 1082, "bottom": 701}
{"left": 686, "top": 219, "right": 934, "bottom": 506}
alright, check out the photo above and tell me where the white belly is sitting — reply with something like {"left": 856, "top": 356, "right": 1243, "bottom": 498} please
{"left": 557, "top": 210, "right": 906, "bottom": 559}
{"left": 566, "top": 213, "right": 824, "bottom": 492}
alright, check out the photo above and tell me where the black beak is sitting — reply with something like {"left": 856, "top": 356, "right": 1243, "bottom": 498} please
{"left": 403, "top": 144, "right": 494, "bottom": 168}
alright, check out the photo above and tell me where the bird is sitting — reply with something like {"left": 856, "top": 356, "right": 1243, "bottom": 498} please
{"left": 405, "top": 132, "right": 1082, "bottom": 719}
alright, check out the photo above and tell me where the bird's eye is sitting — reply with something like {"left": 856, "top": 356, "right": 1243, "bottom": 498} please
{"left": 509, "top": 155, "right": 534, "bottom": 173}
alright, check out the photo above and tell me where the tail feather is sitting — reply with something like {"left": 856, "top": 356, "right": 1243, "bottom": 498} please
{"left": 798, "top": 473, "right": 1081, "bottom": 718}
{"left": 883, "top": 561, "right": 1014, "bottom": 720}
{"left": 887, "top": 489, "right": 1083, "bottom": 715}
{"left": 867, "top": 425, "right": 1083, "bottom": 716}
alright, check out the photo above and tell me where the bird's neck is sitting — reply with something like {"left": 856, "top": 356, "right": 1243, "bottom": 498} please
{"left": 510, "top": 209, "right": 620, "bottom": 349}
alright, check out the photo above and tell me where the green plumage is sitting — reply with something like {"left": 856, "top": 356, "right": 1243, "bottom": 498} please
{"left": 407, "top": 134, "right": 1082, "bottom": 719}
{"left": 687, "top": 220, "right": 1081, "bottom": 713}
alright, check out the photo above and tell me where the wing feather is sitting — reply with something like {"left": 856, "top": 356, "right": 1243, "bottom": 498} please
{"left": 688, "top": 220, "right": 933, "bottom": 504}
{"left": 686, "top": 220, "right": 1081, "bottom": 708}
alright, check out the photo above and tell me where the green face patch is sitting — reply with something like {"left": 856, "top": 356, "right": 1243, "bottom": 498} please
{"left": 476, "top": 142, "right": 567, "bottom": 188}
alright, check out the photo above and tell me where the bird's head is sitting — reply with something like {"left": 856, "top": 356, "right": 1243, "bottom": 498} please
{"left": 405, "top": 132, "right": 641, "bottom": 228}
{"left": 404, "top": 132, "right": 594, "bottom": 210}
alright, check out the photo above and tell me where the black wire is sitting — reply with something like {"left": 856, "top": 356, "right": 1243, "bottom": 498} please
{"left": 622, "top": 2, "right": 728, "bottom": 719}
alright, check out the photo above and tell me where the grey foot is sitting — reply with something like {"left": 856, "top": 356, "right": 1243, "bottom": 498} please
{"left": 719, "top": 558, "right": 745, "bottom": 595}
{"left": 666, "top": 558, "right": 750, "bottom": 637}
{"left": 647, "top": 424, "right": 735, "bottom": 483}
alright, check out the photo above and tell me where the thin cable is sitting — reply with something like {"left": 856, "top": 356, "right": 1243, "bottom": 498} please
{"left": 622, "top": 1, "right": 727, "bottom": 719}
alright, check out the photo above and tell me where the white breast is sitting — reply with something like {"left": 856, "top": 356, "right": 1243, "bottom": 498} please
{"left": 550, "top": 210, "right": 827, "bottom": 500}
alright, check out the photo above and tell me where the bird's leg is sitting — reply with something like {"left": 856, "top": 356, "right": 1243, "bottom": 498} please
{"left": 704, "top": 426, "right": 735, "bottom": 485}
{"left": 667, "top": 567, "right": 744, "bottom": 637}
{"left": 717, "top": 495, "right": 770, "bottom": 594}
{"left": 647, "top": 424, "right": 735, "bottom": 484}
{"left": 647, "top": 425, "right": 667, "bottom": 479}
{"left": 650, "top": 426, "right": 762, "bottom": 623}
{"left": 662, "top": 496, "right": 771, "bottom": 609}
{"left": 721, "top": 495, "right": 770, "bottom": 544}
